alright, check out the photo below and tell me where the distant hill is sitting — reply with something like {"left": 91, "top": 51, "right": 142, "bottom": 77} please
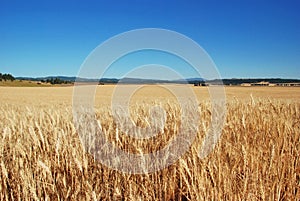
{"left": 16, "top": 76, "right": 204, "bottom": 84}
{"left": 15, "top": 76, "right": 300, "bottom": 85}
{"left": 16, "top": 76, "right": 77, "bottom": 82}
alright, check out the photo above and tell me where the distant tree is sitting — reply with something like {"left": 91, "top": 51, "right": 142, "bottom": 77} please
{"left": 0, "top": 73, "right": 15, "bottom": 81}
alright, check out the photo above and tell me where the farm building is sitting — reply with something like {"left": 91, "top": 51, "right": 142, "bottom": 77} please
{"left": 241, "top": 81, "right": 273, "bottom": 86}
{"left": 241, "top": 83, "right": 251, "bottom": 87}
{"left": 276, "top": 83, "right": 300, "bottom": 86}
{"left": 251, "top": 81, "right": 272, "bottom": 86}
{"left": 241, "top": 81, "right": 300, "bottom": 87}
{"left": 194, "top": 82, "right": 208, "bottom": 86}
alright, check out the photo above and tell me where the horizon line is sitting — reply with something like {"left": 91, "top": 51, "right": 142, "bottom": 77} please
{"left": 12, "top": 75, "right": 300, "bottom": 81}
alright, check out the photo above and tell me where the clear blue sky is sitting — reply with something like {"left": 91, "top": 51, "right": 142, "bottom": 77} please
{"left": 0, "top": 0, "right": 299, "bottom": 79}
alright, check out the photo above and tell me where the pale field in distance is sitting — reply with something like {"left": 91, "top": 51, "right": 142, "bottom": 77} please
{"left": 0, "top": 85, "right": 299, "bottom": 200}
{"left": 1, "top": 85, "right": 300, "bottom": 105}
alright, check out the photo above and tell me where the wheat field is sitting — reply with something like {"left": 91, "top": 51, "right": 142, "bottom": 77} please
{"left": 0, "top": 86, "right": 299, "bottom": 200}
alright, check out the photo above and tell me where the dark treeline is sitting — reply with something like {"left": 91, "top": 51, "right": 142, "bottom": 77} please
{"left": 0, "top": 73, "right": 15, "bottom": 81}
{"left": 205, "top": 78, "right": 300, "bottom": 85}
{"left": 42, "top": 78, "right": 72, "bottom": 85}
{"left": 2, "top": 72, "right": 299, "bottom": 85}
